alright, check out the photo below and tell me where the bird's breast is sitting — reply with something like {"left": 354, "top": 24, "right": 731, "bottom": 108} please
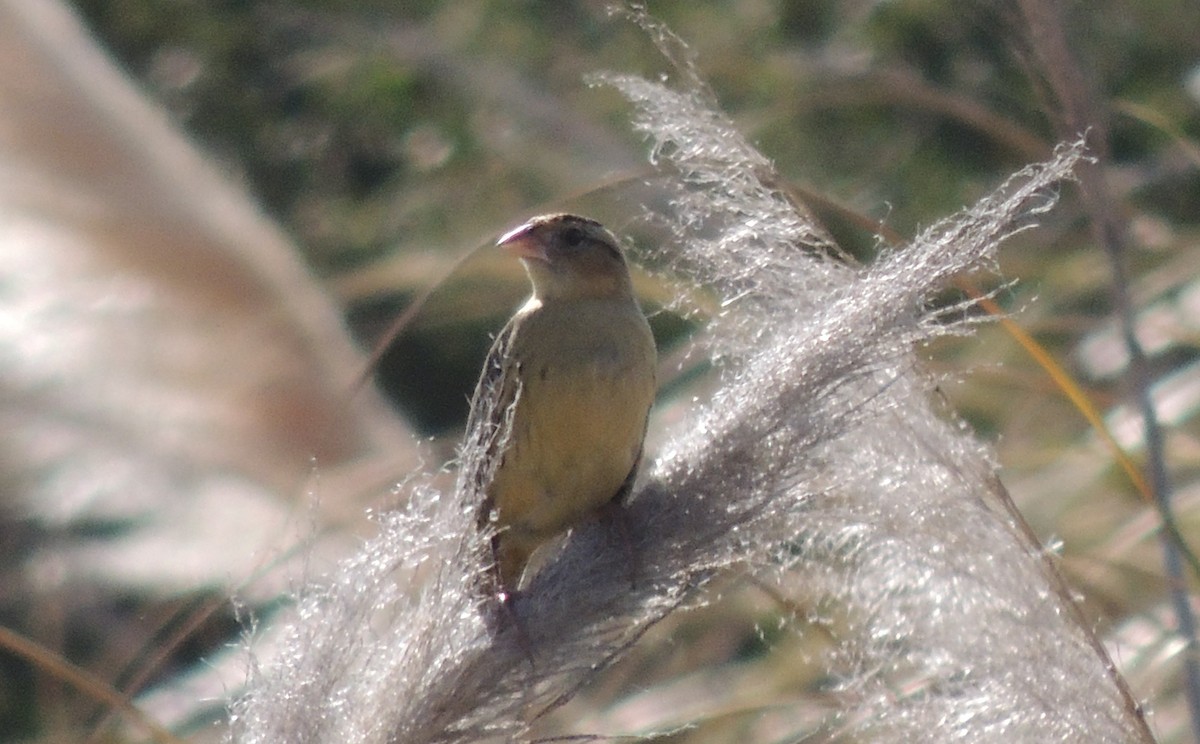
{"left": 491, "top": 296, "right": 656, "bottom": 538}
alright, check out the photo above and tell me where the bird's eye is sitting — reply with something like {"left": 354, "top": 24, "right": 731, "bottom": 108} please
{"left": 561, "top": 227, "right": 585, "bottom": 248}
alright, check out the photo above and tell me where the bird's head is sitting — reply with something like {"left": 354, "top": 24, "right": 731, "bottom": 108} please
{"left": 497, "top": 214, "right": 633, "bottom": 301}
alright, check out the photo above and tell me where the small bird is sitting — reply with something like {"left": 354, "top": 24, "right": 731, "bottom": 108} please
{"left": 465, "top": 214, "right": 657, "bottom": 599}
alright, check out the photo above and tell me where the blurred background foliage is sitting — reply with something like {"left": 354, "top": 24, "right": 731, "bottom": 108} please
{"left": 66, "top": 0, "right": 1200, "bottom": 430}
{"left": 10, "top": 0, "right": 1198, "bottom": 740}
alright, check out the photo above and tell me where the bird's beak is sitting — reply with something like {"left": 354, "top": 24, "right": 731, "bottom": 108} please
{"left": 497, "top": 223, "right": 549, "bottom": 262}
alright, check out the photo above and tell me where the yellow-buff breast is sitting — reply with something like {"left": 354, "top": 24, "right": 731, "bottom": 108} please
{"left": 486, "top": 295, "right": 656, "bottom": 587}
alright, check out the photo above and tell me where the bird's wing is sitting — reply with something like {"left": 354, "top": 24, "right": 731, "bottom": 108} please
{"left": 461, "top": 316, "right": 523, "bottom": 528}
{"left": 609, "top": 406, "right": 651, "bottom": 506}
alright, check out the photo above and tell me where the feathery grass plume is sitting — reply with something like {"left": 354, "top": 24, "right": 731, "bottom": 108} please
{"left": 603, "top": 68, "right": 1148, "bottom": 741}
{"left": 229, "top": 33, "right": 1151, "bottom": 744}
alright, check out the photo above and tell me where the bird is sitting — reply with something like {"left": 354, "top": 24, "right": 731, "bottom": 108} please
{"left": 464, "top": 213, "right": 657, "bottom": 600}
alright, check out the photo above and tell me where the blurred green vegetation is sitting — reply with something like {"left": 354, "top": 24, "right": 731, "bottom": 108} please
{"left": 34, "top": 0, "right": 1200, "bottom": 741}
{"left": 68, "top": 0, "right": 1200, "bottom": 422}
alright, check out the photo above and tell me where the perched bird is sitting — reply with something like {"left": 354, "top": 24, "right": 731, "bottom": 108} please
{"left": 466, "top": 214, "right": 657, "bottom": 598}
